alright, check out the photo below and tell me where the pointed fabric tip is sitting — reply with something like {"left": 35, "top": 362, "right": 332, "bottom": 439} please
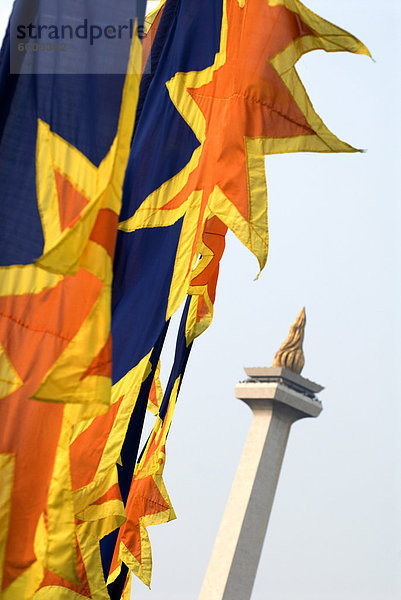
{"left": 254, "top": 259, "right": 267, "bottom": 281}
{"left": 356, "top": 43, "right": 372, "bottom": 59}
{"left": 255, "top": 247, "right": 268, "bottom": 281}
{"left": 253, "top": 266, "right": 264, "bottom": 282}
{"left": 271, "top": 0, "right": 370, "bottom": 59}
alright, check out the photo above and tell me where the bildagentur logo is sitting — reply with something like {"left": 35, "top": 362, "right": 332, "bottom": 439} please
{"left": 16, "top": 19, "right": 144, "bottom": 46}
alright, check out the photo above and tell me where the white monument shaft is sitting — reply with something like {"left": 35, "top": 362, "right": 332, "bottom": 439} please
{"left": 199, "top": 367, "right": 323, "bottom": 600}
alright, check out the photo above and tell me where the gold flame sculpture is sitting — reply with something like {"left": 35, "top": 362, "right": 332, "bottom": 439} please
{"left": 273, "top": 308, "right": 306, "bottom": 374}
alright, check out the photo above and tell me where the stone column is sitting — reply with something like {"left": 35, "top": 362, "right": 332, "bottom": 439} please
{"left": 198, "top": 367, "right": 323, "bottom": 600}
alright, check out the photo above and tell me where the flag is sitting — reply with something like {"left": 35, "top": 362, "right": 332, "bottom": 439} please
{"left": 97, "top": 0, "right": 369, "bottom": 594}
{"left": 0, "top": 0, "right": 145, "bottom": 597}
{"left": 0, "top": 0, "right": 369, "bottom": 598}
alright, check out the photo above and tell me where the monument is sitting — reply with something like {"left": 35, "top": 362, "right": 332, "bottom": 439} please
{"left": 199, "top": 308, "right": 324, "bottom": 600}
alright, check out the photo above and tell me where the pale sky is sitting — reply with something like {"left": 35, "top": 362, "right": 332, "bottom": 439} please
{"left": 1, "top": 1, "right": 400, "bottom": 600}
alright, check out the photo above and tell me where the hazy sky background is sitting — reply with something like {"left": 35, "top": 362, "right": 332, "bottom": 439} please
{"left": 1, "top": 1, "right": 400, "bottom": 599}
